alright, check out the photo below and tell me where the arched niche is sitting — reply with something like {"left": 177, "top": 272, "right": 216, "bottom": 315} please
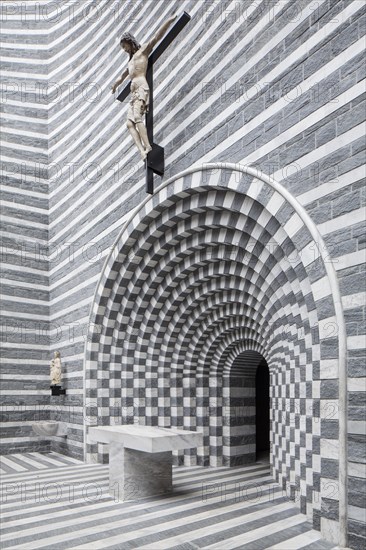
{"left": 83, "top": 163, "right": 347, "bottom": 545}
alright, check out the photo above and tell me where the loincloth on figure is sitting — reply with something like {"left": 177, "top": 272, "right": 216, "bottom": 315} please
{"left": 127, "top": 83, "right": 150, "bottom": 124}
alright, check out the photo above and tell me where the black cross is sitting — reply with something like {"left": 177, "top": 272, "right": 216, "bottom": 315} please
{"left": 117, "top": 12, "right": 191, "bottom": 194}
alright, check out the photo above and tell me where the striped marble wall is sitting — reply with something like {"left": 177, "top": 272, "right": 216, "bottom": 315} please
{"left": 1, "top": 1, "right": 52, "bottom": 454}
{"left": 1, "top": 0, "right": 365, "bottom": 548}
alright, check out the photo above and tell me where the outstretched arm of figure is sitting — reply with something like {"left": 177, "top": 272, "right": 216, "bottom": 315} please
{"left": 111, "top": 68, "right": 129, "bottom": 94}
{"left": 142, "top": 13, "right": 178, "bottom": 55}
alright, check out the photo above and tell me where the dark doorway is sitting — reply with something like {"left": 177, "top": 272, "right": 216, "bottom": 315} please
{"left": 255, "top": 359, "right": 270, "bottom": 460}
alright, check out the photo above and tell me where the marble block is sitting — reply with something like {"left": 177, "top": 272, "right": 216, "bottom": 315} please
{"left": 88, "top": 424, "right": 202, "bottom": 453}
{"left": 110, "top": 444, "right": 172, "bottom": 501}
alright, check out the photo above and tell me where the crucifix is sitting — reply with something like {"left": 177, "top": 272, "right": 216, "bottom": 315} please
{"left": 112, "top": 12, "right": 191, "bottom": 194}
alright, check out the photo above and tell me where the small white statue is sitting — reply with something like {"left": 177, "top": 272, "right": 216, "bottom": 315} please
{"left": 50, "top": 351, "right": 62, "bottom": 385}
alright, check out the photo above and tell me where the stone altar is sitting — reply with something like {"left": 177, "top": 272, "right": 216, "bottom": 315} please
{"left": 88, "top": 425, "right": 202, "bottom": 501}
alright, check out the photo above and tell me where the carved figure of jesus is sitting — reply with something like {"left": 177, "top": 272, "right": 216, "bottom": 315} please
{"left": 50, "top": 351, "right": 62, "bottom": 385}
{"left": 111, "top": 14, "right": 177, "bottom": 160}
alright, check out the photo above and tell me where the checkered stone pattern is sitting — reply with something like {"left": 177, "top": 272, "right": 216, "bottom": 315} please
{"left": 85, "top": 166, "right": 340, "bottom": 534}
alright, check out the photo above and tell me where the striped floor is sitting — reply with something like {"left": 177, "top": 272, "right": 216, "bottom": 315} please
{"left": 0, "top": 452, "right": 82, "bottom": 475}
{"left": 0, "top": 453, "right": 336, "bottom": 549}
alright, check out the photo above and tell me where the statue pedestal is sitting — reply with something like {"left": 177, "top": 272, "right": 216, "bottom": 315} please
{"left": 50, "top": 385, "right": 66, "bottom": 396}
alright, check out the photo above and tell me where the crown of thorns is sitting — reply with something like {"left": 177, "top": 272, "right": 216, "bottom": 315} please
{"left": 120, "top": 32, "right": 140, "bottom": 50}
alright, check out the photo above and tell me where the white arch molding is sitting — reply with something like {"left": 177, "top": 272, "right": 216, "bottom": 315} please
{"left": 84, "top": 163, "right": 347, "bottom": 546}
